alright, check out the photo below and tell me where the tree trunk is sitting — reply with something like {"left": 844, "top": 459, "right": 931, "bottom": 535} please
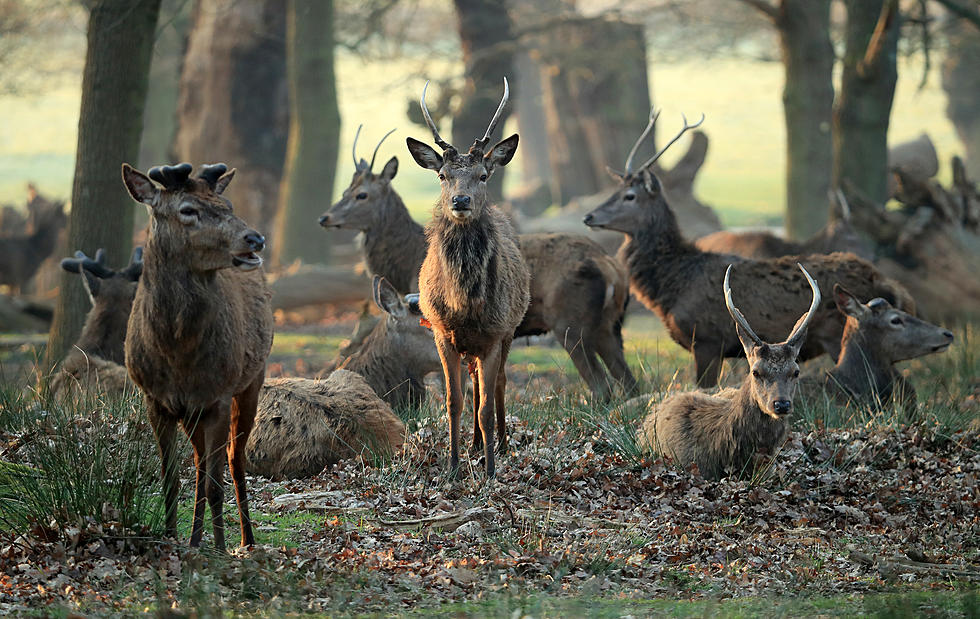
{"left": 452, "top": 0, "right": 517, "bottom": 201}
{"left": 44, "top": 0, "right": 161, "bottom": 370}
{"left": 942, "top": 19, "right": 980, "bottom": 180}
{"left": 512, "top": 49, "right": 553, "bottom": 214}
{"left": 777, "top": 0, "right": 834, "bottom": 240}
{"left": 833, "top": 0, "right": 900, "bottom": 205}
{"left": 172, "top": 0, "right": 288, "bottom": 245}
{"left": 272, "top": 0, "right": 340, "bottom": 266}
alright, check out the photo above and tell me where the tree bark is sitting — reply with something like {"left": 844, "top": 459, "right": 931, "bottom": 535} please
{"left": 452, "top": 0, "right": 517, "bottom": 201}
{"left": 172, "top": 0, "right": 288, "bottom": 245}
{"left": 833, "top": 0, "right": 900, "bottom": 205}
{"left": 776, "top": 0, "right": 834, "bottom": 240}
{"left": 272, "top": 0, "right": 340, "bottom": 266}
{"left": 44, "top": 0, "right": 161, "bottom": 370}
{"left": 942, "top": 19, "right": 980, "bottom": 180}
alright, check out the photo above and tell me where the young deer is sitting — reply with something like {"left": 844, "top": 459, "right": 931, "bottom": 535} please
{"left": 584, "top": 110, "right": 914, "bottom": 387}
{"left": 321, "top": 129, "right": 636, "bottom": 402}
{"left": 638, "top": 263, "right": 820, "bottom": 480}
{"left": 406, "top": 78, "right": 531, "bottom": 477}
{"left": 797, "top": 285, "right": 954, "bottom": 410}
{"left": 122, "top": 162, "right": 273, "bottom": 550}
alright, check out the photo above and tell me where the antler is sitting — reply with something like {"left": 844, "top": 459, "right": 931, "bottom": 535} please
{"left": 352, "top": 124, "right": 364, "bottom": 169}
{"left": 471, "top": 77, "right": 510, "bottom": 152}
{"left": 624, "top": 108, "right": 661, "bottom": 176}
{"left": 197, "top": 163, "right": 228, "bottom": 189}
{"left": 148, "top": 163, "right": 193, "bottom": 188}
{"left": 121, "top": 246, "right": 144, "bottom": 281}
{"left": 785, "top": 263, "right": 821, "bottom": 348}
{"left": 369, "top": 128, "right": 397, "bottom": 171}
{"left": 61, "top": 248, "right": 114, "bottom": 279}
{"left": 724, "top": 264, "right": 764, "bottom": 347}
{"left": 420, "top": 80, "right": 454, "bottom": 151}
{"left": 635, "top": 112, "right": 705, "bottom": 173}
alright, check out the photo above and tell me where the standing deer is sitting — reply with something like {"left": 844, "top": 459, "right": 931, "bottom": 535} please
{"left": 0, "top": 190, "right": 67, "bottom": 295}
{"left": 122, "top": 162, "right": 273, "bottom": 550}
{"left": 638, "top": 264, "right": 819, "bottom": 480}
{"left": 584, "top": 110, "right": 914, "bottom": 387}
{"left": 406, "top": 78, "right": 530, "bottom": 477}
{"left": 321, "top": 128, "right": 636, "bottom": 402}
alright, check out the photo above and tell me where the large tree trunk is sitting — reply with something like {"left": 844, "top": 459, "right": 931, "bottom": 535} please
{"left": 172, "top": 0, "right": 288, "bottom": 244}
{"left": 777, "top": 0, "right": 834, "bottom": 240}
{"left": 272, "top": 0, "right": 340, "bottom": 266}
{"left": 452, "top": 0, "right": 517, "bottom": 201}
{"left": 942, "top": 19, "right": 980, "bottom": 180}
{"left": 833, "top": 0, "right": 900, "bottom": 205}
{"left": 44, "top": 0, "right": 161, "bottom": 370}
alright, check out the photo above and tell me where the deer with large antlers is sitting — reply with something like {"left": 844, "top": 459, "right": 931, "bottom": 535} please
{"left": 122, "top": 162, "right": 273, "bottom": 550}
{"left": 584, "top": 110, "right": 914, "bottom": 387}
{"left": 406, "top": 78, "right": 530, "bottom": 477}
{"left": 638, "top": 264, "right": 819, "bottom": 480}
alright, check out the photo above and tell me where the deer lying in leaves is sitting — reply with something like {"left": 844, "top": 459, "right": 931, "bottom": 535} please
{"left": 638, "top": 263, "right": 819, "bottom": 480}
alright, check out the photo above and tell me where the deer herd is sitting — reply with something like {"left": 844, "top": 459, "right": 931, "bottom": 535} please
{"left": 37, "top": 77, "right": 958, "bottom": 549}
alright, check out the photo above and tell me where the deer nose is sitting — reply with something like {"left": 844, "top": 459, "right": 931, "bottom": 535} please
{"left": 773, "top": 399, "right": 792, "bottom": 415}
{"left": 942, "top": 330, "right": 954, "bottom": 340}
{"left": 452, "top": 195, "right": 471, "bottom": 209}
{"left": 244, "top": 231, "right": 265, "bottom": 252}
{"left": 583, "top": 213, "right": 594, "bottom": 225}
{"left": 318, "top": 213, "right": 330, "bottom": 226}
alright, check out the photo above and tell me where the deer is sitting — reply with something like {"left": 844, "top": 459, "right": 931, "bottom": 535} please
{"left": 583, "top": 110, "right": 914, "bottom": 388}
{"left": 797, "top": 285, "right": 954, "bottom": 410}
{"left": 337, "top": 276, "right": 443, "bottom": 410}
{"left": 0, "top": 188, "right": 67, "bottom": 295}
{"left": 321, "top": 128, "right": 637, "bottom": 403}
{"left": 122, "top": 162, "right": 273, "bottom": 550}
{"left": 50, "top": 248, "right": 142, "bottom": 398}
{"left": 638, "top": 263, "right": 819, "bottom": 480}
{"left": 406, "top": 77, "right": 531, "bottom": 477}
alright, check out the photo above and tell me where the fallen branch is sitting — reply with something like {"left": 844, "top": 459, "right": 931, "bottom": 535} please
{"left": 367, "top": 507, "right": 494, "bottom": 532}
{"left": 847, "top": 545, "right": 980, "bottom": 580}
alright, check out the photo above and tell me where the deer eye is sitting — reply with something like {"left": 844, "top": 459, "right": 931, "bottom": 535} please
{"left": 752, "top": 369, "right": 762, "bottom": 379}
{"left": 356, "top": 192, "right": 368, "bottom": 200}
{"left": 890, "top": 317, "right": 903, "bottom": 325}
{"left": 624, "top": 193, "right": 636, "bottom": 201}
{"left": 179, "top": 206, "right": 197, "bottom": 218}
{"left": 438, "top": 173, "right": 446, "bottom": 182}
{"left": 480, "top": 174, "right": 487, "bottom": 182}
{"left": 793, "top": 369, "right": 800, "bottom": 378}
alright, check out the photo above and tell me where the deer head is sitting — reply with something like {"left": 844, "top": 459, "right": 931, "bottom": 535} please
{"left": 406, "top": 78, "right": 519, "bottom": 224}
{"left": 61, "top": 247, "right": 143, "bottom": 306}
{"left": 834, "top": 285, "right": 953, "bottom": 363}
{"left": 372, "top": 276, "right": 442, "bottom": 370}
{"left": 122, "top": 163, "right": 266, "bottom": 273}
{"left": 320, "top": 126, "right": 399, "bottom": 230}
{"left": 725, "top": 263, "right": 820, "bottom": 419}
{"left": 583, "top": 109, "right": 704, "bottom": 234}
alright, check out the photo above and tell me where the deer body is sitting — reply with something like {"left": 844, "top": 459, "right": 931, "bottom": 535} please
{"left": 585, "top": 112, "right": 913, "bottom": 387}
{"left": 639, "top": 264, "right": 820, "bottom": 480}
{"left": 0, "top": 191, "right": 66, "bottom": 295}
{"left": 123, "top": 162, "right": 272, "bottom": 550}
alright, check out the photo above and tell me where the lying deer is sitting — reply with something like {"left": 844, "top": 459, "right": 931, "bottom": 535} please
{"left": 797, "top": 285, "right": 954, "bottom": 410}
{"left": 406, "top": 78, "right": 531, "bottom": 477}
{"left": 50, "top": 248, "right": 143, "bottom": 398}
{"left": 584, "top": 110, "right": 914, "bottom": 387}
{"left": 321, "top": 127, "right": 636, "bottom": 401}
{"left": 638, "top": 264, "right": 819, "bottom": 480}
{"left": 122, "top": 162, "right": 273, "bottom": 550}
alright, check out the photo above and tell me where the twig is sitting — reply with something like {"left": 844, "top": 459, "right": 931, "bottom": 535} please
{"left": 934, "top": 0, "right": 980, "bottom": 30}
{"left": 367, "top": 507, "right": 493, "bottom": 531}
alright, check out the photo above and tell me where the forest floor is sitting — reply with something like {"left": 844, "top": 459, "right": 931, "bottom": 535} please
{"left": 0, "top": 314, "right": 978, "bottom": 617}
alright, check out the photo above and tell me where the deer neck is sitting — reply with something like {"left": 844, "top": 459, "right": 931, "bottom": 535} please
{"left": 75, "top": 298, "right": 133, "bottom": 365}
{"left": 432, "top": 206, "right": 498, "bottom": 302}
{"left": 619, "top": 208, "right": 699, "bottom": 305}
{"left": 139, "top": 238, "right": 220, "bottom": 343}
{"left": 831, "top": 329, "right": 895, "bottom": 399}
{"left": 342, "top": 319, "right": 424, "bottom": 408}
{"left": 362, "top": 191, "right": 425, "bottom": 290}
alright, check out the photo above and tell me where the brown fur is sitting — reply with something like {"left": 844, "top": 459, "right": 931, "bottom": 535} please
{"left": 0, "top": 190, "right": 66, "bottom": 295}
{"left": 246, "top": 371, "right": 405, "bottom": 480}
{"left": 798, "top": 286, "right": 954, "bottom": 410}
{"left": 695, "top": 218, "right": 873, "bottom": 261}
{"left": 321, "top": 153, "right": 636, "bottom": 400}
{"left": 584, "top": 166, "right": 914, "bottom": 388}
{"left": 122, "top": 163, "right": 273, "bottom": 550}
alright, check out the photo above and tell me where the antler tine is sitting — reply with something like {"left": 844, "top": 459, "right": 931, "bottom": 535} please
{"left": 723, "top": 264, "right": 764, "bottom": 347}
{"left": 474, "top": 76, "right": 510, "bottom": 150}
{"left": 62, "top": 248, "right": 115, "bottom": 279}
{"left": 420, "top": 80, "right": 453, "bottom": 151}
{"left": 123, "top": 246, "right": 144, "bottom": 281}
{"left": 833, "top": 187, "right": 852, "bottom": 222}
{"left": 369, "top": 128, "right": 397, "bottom": 171}
{"left": 637, "top": 112, "right": 705, "bottom": 172}
{"left": 785, "top": 263, "right": 821, "bottom": 348}
{"left": 352, "top": 124, "right": 363, "bottom": 168}
{"left": 624, "top": 108, "right": 661, "bottom": 176}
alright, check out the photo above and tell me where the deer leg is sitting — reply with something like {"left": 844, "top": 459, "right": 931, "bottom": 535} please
{"left": 558, "top": 324, "right": 610, "bottom": 401}
{"left": 495, "top": 337, "right": 511, "bottom": 452}
{"left": 435, "top": 334, "right": 463, "bottom": 475}
{"left": 693, "top": 345, "right": 724, "bottom": 389}
{"left": 468, "top": 359, "right": 482, "bottom": 453}
{"left": 183, "top": 414, "right": 209, "bottom": 548}
{"left": 596, "top": 330, "right": 639, "bottom": 396}
{"left": 203, "top": 404, "right": 230, "bottom": 552}
{"left": 147, "top": 400, "right": 180, "bottom": 539}
{"left": 229, "top": 372, "right": 262, "bottom": 547}
{"left": 476, "top": 342, "right": 502, "bottom": 478}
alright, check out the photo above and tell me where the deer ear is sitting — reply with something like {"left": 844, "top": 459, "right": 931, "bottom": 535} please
{"left": 380, "top": 156, "right": 398, "bottom": 182}
{"left": 215, "top": 168, "right": 236, "bottom": 194}
{"left": 122, "top": 164, "right": 159, "bottom": 207}
{"left": 734, "top": 323, "right": 761, "bottom": 358}
{"left": 605, "top": 166, "right": 625, "bottom": 182}
{"left": 640, "top": 168, "right": 661, "bottom": 196}
{"left": 485, "top": 134, "right": 519, "bottom": 170}
{"left": 833, "top": 283, "right": 865, "bottom": 318}
{"left": 372, "top": 276, "right": 407, "bottom": 318}
{"left": 406, "top": 138, "right": 443, "bottom": 171}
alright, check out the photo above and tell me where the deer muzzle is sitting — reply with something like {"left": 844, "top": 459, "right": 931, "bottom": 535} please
{"left": 232, "top": 231, "right": 265, "bottom": 271}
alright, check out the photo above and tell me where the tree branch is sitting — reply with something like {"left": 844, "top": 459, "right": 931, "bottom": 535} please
{"left": 733, "top": 0, "right": 779, "bottom": 22}
{"left": 934, "top": 0, "right": 980, "bottom": 30}
{"left": 858, "top": 0, "right": 899, "bottom": 78}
